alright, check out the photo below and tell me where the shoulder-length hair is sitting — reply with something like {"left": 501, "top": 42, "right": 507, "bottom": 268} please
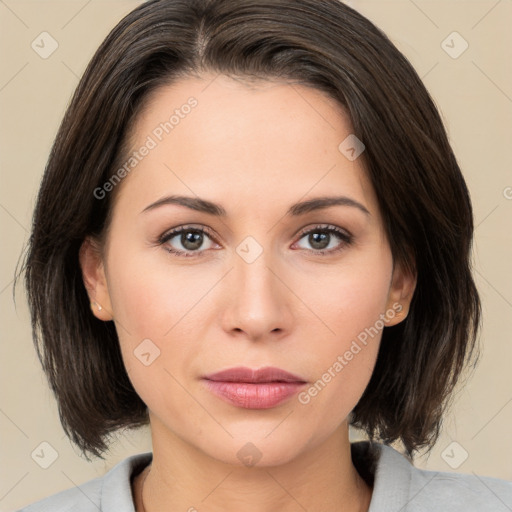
{"left": 19, "top": 0, "right": 480, "bottom": 459}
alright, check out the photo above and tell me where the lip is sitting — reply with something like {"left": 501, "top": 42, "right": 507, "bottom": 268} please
{"left": 202, "top": 366, "right": 307, "bottom": 410}
{"left": 203, "top": 366, "right": 307, "bottom": 383}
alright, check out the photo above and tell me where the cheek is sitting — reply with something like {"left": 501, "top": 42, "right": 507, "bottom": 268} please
{"left": 105, "top": 243, "right": 227, "bottom": 412}
{"left": 293, "top": 253, "right": 392, "bottom": 420}
{"left": 106, "top": 228, "right": 393, "bottom": 433}
{"left": 107, "top": 244, "right": 213, "bottom": 339}
{"left": 301, "top": 250, "right": 392, "bottom": 345}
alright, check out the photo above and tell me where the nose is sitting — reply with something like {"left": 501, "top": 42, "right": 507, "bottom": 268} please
{"left": 220, "top": 248, "right": 294, "bottom": 342}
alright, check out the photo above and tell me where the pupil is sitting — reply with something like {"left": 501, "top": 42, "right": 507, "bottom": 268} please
{"left": 178, "top": 230, "right": 331, "bottom": 252}
{"left": 182, "top": 231, "right": 203, "bottom": 250}
{"left": 310, "top": 232, "right": 329, "bottom": 250}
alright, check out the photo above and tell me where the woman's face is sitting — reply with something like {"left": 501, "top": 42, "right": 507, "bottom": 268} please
{"left": 82, "top": 73, "right": 414, "bottom": 466}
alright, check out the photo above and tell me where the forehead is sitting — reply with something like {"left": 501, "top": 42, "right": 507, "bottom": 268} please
{"left": 112, "top": 73, "right": 378, "bottom": 219}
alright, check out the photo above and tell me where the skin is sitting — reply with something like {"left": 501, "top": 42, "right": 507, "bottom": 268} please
{"left": 80, "top": 73, "right": 416, "bottom": 512}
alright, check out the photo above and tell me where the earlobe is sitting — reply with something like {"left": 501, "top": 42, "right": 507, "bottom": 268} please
{"left": 385, "top": 260, "right": 417, "bottom": 327}
{"left": 79, "top": 237, "right": 113, "bottom": 321}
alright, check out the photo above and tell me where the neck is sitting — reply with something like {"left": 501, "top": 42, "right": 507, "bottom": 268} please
{"left": 134, "top": 418, "right": 372, "bottom": 512}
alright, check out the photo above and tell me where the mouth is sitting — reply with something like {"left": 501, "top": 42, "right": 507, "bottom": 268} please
{"left": 202, "top": 366, "right": 307, "bottom": 384}
{"left": 201, "top": 366, "right": 307, "bottom": 409}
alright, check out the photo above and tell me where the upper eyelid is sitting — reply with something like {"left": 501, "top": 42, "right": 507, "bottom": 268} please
{"left": 296, "top": 224, "right": 351, "bottom": 238}
{"left": 160, "top": 224, "right": 217, "bottom": 243}
{"left": 160, "top": 223, "right": 351, "bottom": 246}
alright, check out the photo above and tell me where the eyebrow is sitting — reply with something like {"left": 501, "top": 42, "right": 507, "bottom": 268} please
{"left": 141, "top": 194, "right": 370, "bottom": 217}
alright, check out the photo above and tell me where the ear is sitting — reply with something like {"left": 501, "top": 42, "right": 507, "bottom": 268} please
{"left": 79, "top": 236, "right": 113, "bottom": 321}
{"left": 384, "top": 259, "right": 417, "bottom": 327}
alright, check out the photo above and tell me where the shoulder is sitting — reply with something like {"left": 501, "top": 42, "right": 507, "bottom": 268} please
{"left": 352, "top": 441, "right": 512, "bottom": 512}
{"left": 16, "top": 476, "right": 103, "bottom": 512}
{"left": 16, "top": 452, "right": 152, "bottom": 512}
{"left": 407, "top": 467, "right": 512, "bottom": 511}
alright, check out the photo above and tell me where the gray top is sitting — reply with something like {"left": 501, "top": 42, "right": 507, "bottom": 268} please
{"left": 17, "top": 441, "right": 512, "bottom": 511}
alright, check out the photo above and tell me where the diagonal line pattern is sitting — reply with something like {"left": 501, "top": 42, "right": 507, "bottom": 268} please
{"left": 264, "top": 409, "right": 295, "bottom": 438}
{"left": 265, "top": 266, "right": 336, "bottom": 335}
{"left": 61, "top": 471, "right": 101, "bottom": 511}
{"left": 476, "top": 205, "right": 499, "bottom": 229}
{"left": 472, "top": 0, "right": 502, "bottom": 30}
{"left": 0, "top": 276, "right": 15, "bottom": 296}
{"left": 0, "top": 203, "right": 28, "bottom": 232}
{"left": 94, "top": 299, "right": 132, "bottom": 337}
{"left": 475, "top": 269, "right": 512, "bottom": 308}
{"left": 421, "top": 61, "right": 439, "bottom": 80}
{"left": 471, "top": 397, "right": 512, "bottom": 440}
{"left": 0, "top": 62, "right": 29, "bottom": 93}
{"left": 163, "top": 163, "right": 233, "bottom": 236}
{"left": 408, "top": 0, "right": 439, "bottom": 29}
{"left": 263, "top": 470, "right": 308, "bottom": 511}
{"left": 0, "top": 408, "right": 29, "bottom": 438}
{"left": 472, "top": 61, "right": 512, "bottom": 104}
{"left": 471, "top": 471, "right": 512, "bottom": 511}
{"left": 0, "top": 472, "right": 29, "bottom": 501}
{"left": 61, "top": 61, "right": 81, "bottom": 80}
{"left": 163, "top": 367, "right": 233, "bottom": 437}
{"left": 61, "top": 0, "right": 93, "bottom": 30}
{"left": 289, "top": 83, "right": 336, "bottom": 130}
{"left": 200, "top": 470, "right": 234, "bottom": 503}
{"left": 266, "top": 163, "right": 337, "bottom": 234}
{"left": 0, "top": 0, "right": 29, "bottom": 28}
{"left": 200, "top": 72, "right": 221, "bottom": 93}
{"left": 163, "top": 268, "right": 234, "bottom": 337}
{"left": 398, "top": 472, "right": 439, "bottom": 511}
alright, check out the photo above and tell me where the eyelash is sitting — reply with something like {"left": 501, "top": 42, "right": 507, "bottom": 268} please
{"left": 158, "top": 224, "right": 353, "bottom": 258}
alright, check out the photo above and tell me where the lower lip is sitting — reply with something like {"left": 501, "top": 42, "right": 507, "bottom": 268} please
{"left": 203, "top": 380, "right": 307, "bottom": 409}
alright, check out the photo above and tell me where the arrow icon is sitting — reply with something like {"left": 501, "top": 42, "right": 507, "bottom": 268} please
{"left": 31, "top": 441, "right": 59, "bottom": 468}
{"left": 441, "top": 31, "right": 468, "bottom": 59}
{"left": 31, "top": 31, "right": 59, "bottom": 59}
{"left": 236, "top": 236, "right": 263, "bottom": 263}
{"left": 441, "top": 441, "right": 468, "bottom": 469}
{"left": 338, "top": 134, "right": 365, "bottom": 161}
{"left": 134, "top": 339, "right": 161, "bottom": 365}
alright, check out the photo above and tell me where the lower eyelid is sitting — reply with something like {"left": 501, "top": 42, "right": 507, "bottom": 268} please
{"left": 294, "top": 230, "right": 351, "bottom": 252}
{"left": 162, "top": 229, "right": 217, "bottom": 251}
{"left": 160, "top": 225, "right": 352, "bottom": 256}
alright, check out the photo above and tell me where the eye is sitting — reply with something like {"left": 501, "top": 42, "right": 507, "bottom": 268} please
{"left": 158, "top": 223, "right": 353, "bottom": 258}
{"left": 159, "top": 225, "right": 218, "bottom": 257}
{"left": 293, "top": 224, "right": 353, "bottom": 255}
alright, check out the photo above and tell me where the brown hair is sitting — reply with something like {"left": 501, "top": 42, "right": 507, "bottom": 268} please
{"left": 18, "top": 0, "right": 480, "bottom": 460}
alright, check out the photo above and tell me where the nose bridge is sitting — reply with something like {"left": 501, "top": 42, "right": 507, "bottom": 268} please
{"left": 223, "top": 239, "right": 291, "bottom": 337}
{"left": 233, "top": 241, "right": 282, "bottom": 306}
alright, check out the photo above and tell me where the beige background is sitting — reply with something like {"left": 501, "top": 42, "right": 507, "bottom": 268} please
{"left": 1, "top": 0, "right": 511, "bottom": 510}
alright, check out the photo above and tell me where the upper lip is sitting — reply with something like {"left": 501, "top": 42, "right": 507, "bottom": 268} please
{"left": 203, "top": 366, "right": 307, "bottom": 383}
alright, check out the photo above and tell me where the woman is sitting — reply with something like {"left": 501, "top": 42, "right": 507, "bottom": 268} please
{"left": 18, "top": 0, "right": 512, "bottom": 510}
